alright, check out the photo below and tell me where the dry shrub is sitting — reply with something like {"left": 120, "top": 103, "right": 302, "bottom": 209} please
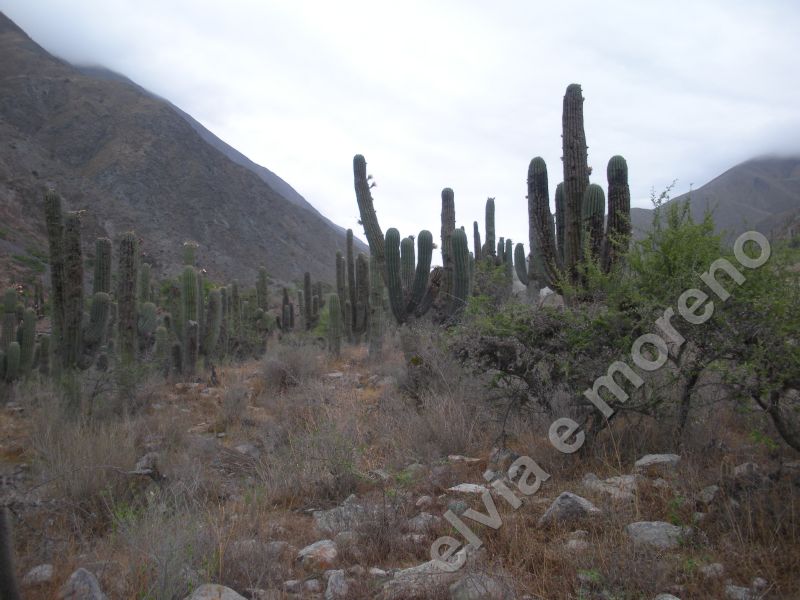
{"left": 30, "top": 398, "right": 138, "bottom": 527}
{"left": 260, "top": 341, "right": 323, "bottom": 395}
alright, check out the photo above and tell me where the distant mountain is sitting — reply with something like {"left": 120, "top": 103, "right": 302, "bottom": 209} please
{"left": 631, "top": 156, "right": 800, "bottom": 241}
{"left": 0, "top": 11, "right": 365, "bottom": 290}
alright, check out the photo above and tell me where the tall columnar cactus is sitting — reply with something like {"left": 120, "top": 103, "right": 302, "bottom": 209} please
{"left": 19, "top": 308, "right": 35, "bottom": 376}
{"left": 1, "top": 289, "right": 16, "bottom": 353}
{"left": 346, "top": 228, "right": 357, "bottom": 338}
{"left": 154, "top": 326, "right": 169, "bottom": 376}
{"left": 473, "top": 221, "right": 482, "bottom": 261}
{"left": 230, "top": 281, "right": 241, "bottom": 338}
{"left": 353, "top": 155, "right": 385, "bottom": 283}
{"left": 514, "top": 243, "right": 529, "bottom": 286}
{"left": 84, "top": 292, "right": 110, "bottom": 352}
{"left": 603, "top": 155, "right": 631, "bottom": 272}
{"left": 183, "top": 241, "right": 198, "bottom": 267}
{"left": 281, "top": 288, "right": 291, "bottom": 332}
{"left": 384, "top": 228, "right": 434, "bottom": 324}
{"left": 44, "top": 190, "right": 66, "bottom": 350}
{"left": 555, "top": 183, "right": 566, "bottom": 265}
{"left": 181, "top": 266, "right": 200, "bottom": 335}
{"left": 93, "top": 237, "right": 112, "bottom": 295}
{"left": 327, "top": 293, "right": 342, "bottom": 357}
{"left": 202, "top": 289, "right": 222, "bottom": 356}
{"left": 184, "top": 321, "right": 199, "bottom": 376}
{"left": 138, "top": 263, "right": 152, "bottom": 304}
{"left": 256, "top": 267, "right": 269, "bottom": 311}
{"left": 504, "top": 239, "right": 514, "bottom": 282}
{"left": 304, "top": 271, "right": 313, "bottom": 330}
{"left": 484, "top": 198, "right": 496, "bottom": 258}
{"left": 137, "top": 302, "right": 158, "bottom": 344}
{"left": 368, "top": 254, "right": 383, "bottom": 360}
{"left": 582, "top": 183, "right": 606, "bottom": 260}
{"left": 497, "top": 237, "right": 505, "bottom": 264}
{"left": 38, "top": 335, "right": 50, "bottom": 376}
{"left": 528, "top": 157, "right": 561, "bottom": 289}
{"left": 62, "top": 213, "right": 84, "bottom": 369}
{"left": 335, "top": 252, "right": 346, "bottom": 322}
{"left": 562, "top": 83, "right": 589, "bottom": 278}
{"left": 449, "top": 228, "right": 470, "bottom": 315}
{"left": 117, "top": 232, "right": 139, "bottom": 361}
{"left": 5, "top": 342, "right": 19, "bottom": 382}
{"left": 354, "top": 253, "right": 369, "bottom": 341}
{"left": 440, "top": 188, "right": 456, "bottom": 301}
{"left": 400, "top": 237, "right": 415, "bottom": 292}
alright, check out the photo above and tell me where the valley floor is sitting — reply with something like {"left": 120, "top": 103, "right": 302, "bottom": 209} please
{"left": 2, "top": 338, "right": 799, "bottom": 599}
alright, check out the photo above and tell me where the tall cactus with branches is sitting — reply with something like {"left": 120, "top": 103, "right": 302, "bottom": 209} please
{"left": 117, "top": 232, "right": 139, "bottom": 361}
{"left": 562, "top": 84, "right": 590, "bottom": 279}
{"left": 62, "top": 213, "right": 84, "bottom": 369}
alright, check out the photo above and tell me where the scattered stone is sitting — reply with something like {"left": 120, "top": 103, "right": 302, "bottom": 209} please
{"left": 370, "top": 468, "right": 391, "bottom": 481}
{"left": 314, "top": 495, "right": 376, "bottom": 535}
{"left": 539, "top": 292, "right": 565, "bottom": 310}
{"left": 692, "top": 512, "right": 707, "bottom": 524}
{"left": 449, "top": 572, "right": 510, "bottom": 600}
{"left": 325, "top": 570, "right": 350, "bottom": 599}
{"left": 402, "top": 533, "right": 426, "bottom": 544}
{"left": 634, "top": 454, "right": 681, "bottom": 474}
{"left": 448, "top": 455, "right": 481, "bottom": 464}
{"left": 347, "top": 565, "right": 365, "bottom": 577}
{"left": 653, "top": 595, "right": 682, "bottom": 600}
{"left": 23, "top": 564, "right": 54, "bottom": 585}
{"left": 724, "top": 584, "right": 755, "bottom": 600}
{"left": 751, "top": 577, "right": 768, "bottom": 592}
{"left": 538, "top": 492, "right": 602, "bottom": 527}
{"left": 325, "top": 371, "right": 344, "bottom": 379}
{"left": 369, "top": 567, "right": 388, "bottom": 577}
{"left": 697, "top": 485, "right": 720, "bottom": 505}
{"left": 625, "top": 521, "right": 691, "bottom": 550}
{"left": 283, "top": 579, "right": 302, "bottom": 594}
{"left": 408, "top": 512, "right": 442, "bottom": 533}
{"left": 483, "top": 469, "right": 498, "bottom": 482}
{"left": 652, "top": 478, "right": 671, "bottom": 490}
{"left": 733, "top": 463, "right": 762, "bottom": 487}
{"left": 700, "top": 563, "right": 725, "bottom": 579}
{"left": 379, "top": 548, "right": 469, "bottom": 599}
{"left": 132, "top": 452, "right": 161, "bottom": 476}
{"left": 448, "top": 483, "right": 487, "bottom": 495}
{"left": 234, "top": 443, "right": 259, "bottom": 459}
{"left": 488, "top": 447, "right": 520, "bottom": 474}
{"left": 416, "top": 495, "right": 433, "bottom": 509}
{"left": 582, "top": 473, "right": 640, "bottom": 501}
{"left": 184, "top": 584, "right": 247, "bottom": 600}
{"left": 305, "top": 579, "right": 323, "bottom": 593}
{"left": 565, "top": 530, "right": 591, "bottom": 552}
{"left": 297, "top": 539, "right": 338, "bottom": 570}
{"left": 58, "top": 568, "right": 108, "bottom": 600}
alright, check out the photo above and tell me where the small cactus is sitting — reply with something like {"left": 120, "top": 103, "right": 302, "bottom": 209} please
{"left": 514, "top": 243, "right": 529, "bottom": 286}
{"left": 485, "top": 198, "right": 496, "bottom": 258}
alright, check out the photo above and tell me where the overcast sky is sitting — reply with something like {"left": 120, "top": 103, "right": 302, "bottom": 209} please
{"left": 3, "top": 0, "right": 800, "bottom": 253}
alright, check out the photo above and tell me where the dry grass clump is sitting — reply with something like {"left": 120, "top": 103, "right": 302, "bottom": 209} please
{"left": 259, "top": 340, "right": 323, "bottom": 395}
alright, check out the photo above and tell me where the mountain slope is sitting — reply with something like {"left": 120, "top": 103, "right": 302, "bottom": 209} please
{"left": 0, "top": 11, "right": 362, "bottom": 289}
{"left": 631, "top": 156, "right": 800, "bottom": 240}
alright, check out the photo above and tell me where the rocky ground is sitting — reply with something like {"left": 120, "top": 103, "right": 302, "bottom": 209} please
{"left": 2, "top": 341, "right": 799, "bottom": 599}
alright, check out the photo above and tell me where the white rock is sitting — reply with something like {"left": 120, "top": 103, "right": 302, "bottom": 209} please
{"left": 184, "top": 585, "right": 246, "bottom": 600}
{"left": 697, "top": 485, "right": 720, "bottom": 504}
{"left": 625, "top": 521, "right": 691, "bottom": 550}
{"left": 582, "top": 473, "right": 640, "bottom": 501}
{"left": 725, "top": 584, "right": 755, "bottom": 600}
{"left": 408, "top": 512, "right": 442, "bottom": 533}
{"left": 325, "top": 570, "right": 350, "bottom": 600}
{"left": 700, "top": 563, "right": 725, "bottom": 578}
{"left": 58, "top": 568, "right": 108, "bottom": 600}
{"left": 653, "top": 595, "right": 682, "bottom": 600}
{"left": 449, "top": 572, "right": 510, "bottom": 600}
{"left": 750, "top": 577, "right": 768, "bottom": 592}
{"left": 297, "top": 539, "right": 338, "bottom": 570}
{"left": 416, "top": 495, "right": 433, "bottom": 509}
{"left": 448, "top": 455, "right": 481, "bottom": 464}
{"left": 634, "top": 454, "right": 681, "bottom": 472}
{"left": 23, "top": 564, "right": 54, "bottom": 585}
{"left": 448, "top": 483, "right": 487, "bottom": 495}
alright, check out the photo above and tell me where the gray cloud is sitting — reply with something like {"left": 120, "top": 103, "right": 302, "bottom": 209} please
{"left": 3, "top": 0, "right": 799, "bottom": 257}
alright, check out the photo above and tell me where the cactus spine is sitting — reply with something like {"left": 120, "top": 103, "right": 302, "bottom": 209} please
{"left": 5, "top": 342, "right": 19, "bottom": 382}
{"left": 85, "top": 292, "right": 110, "bottom": 352}
{"left": 473, "top": 221, "right": 482, "bottom": 262}
{"left": 562, "top": 84, "right": 589, "bottom": 279}
{"left": 185, "top": 321, "right": 199, "bottom": 376}
{"left": 354, "top": 253, "right": 369, "bottom": 342}
{"left": 93, "top": 237, "right": 112, "bottom": 295}
{"left": 203, "top": 289, "right": 222, "bottom": 356}
{"left": 1, "top": 290, "right": 15, "bottom": 353}
{"left": 385, "top": 228, "right": 407, "bottom": 324}
{"left": 117, "top": 232, "right": 139, "bottom": 361}
{"left": 603, "top": 155, "right": 631, "bottom": 272}
{"left": 555, "top": 183, "right": 565, "bottom": 265}
{"left": 346, "top": 229, "right": 357, "bottom": 341}
{"left": 138, "top": 262, "right": 151, "bottom": 303}
{"left": 400, "top": 237, "right": 415, "bottom": 292}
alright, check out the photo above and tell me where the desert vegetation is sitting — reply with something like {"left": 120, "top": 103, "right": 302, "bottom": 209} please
{"left": 1, "top": 83, "right": 798, "bottom": 599}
